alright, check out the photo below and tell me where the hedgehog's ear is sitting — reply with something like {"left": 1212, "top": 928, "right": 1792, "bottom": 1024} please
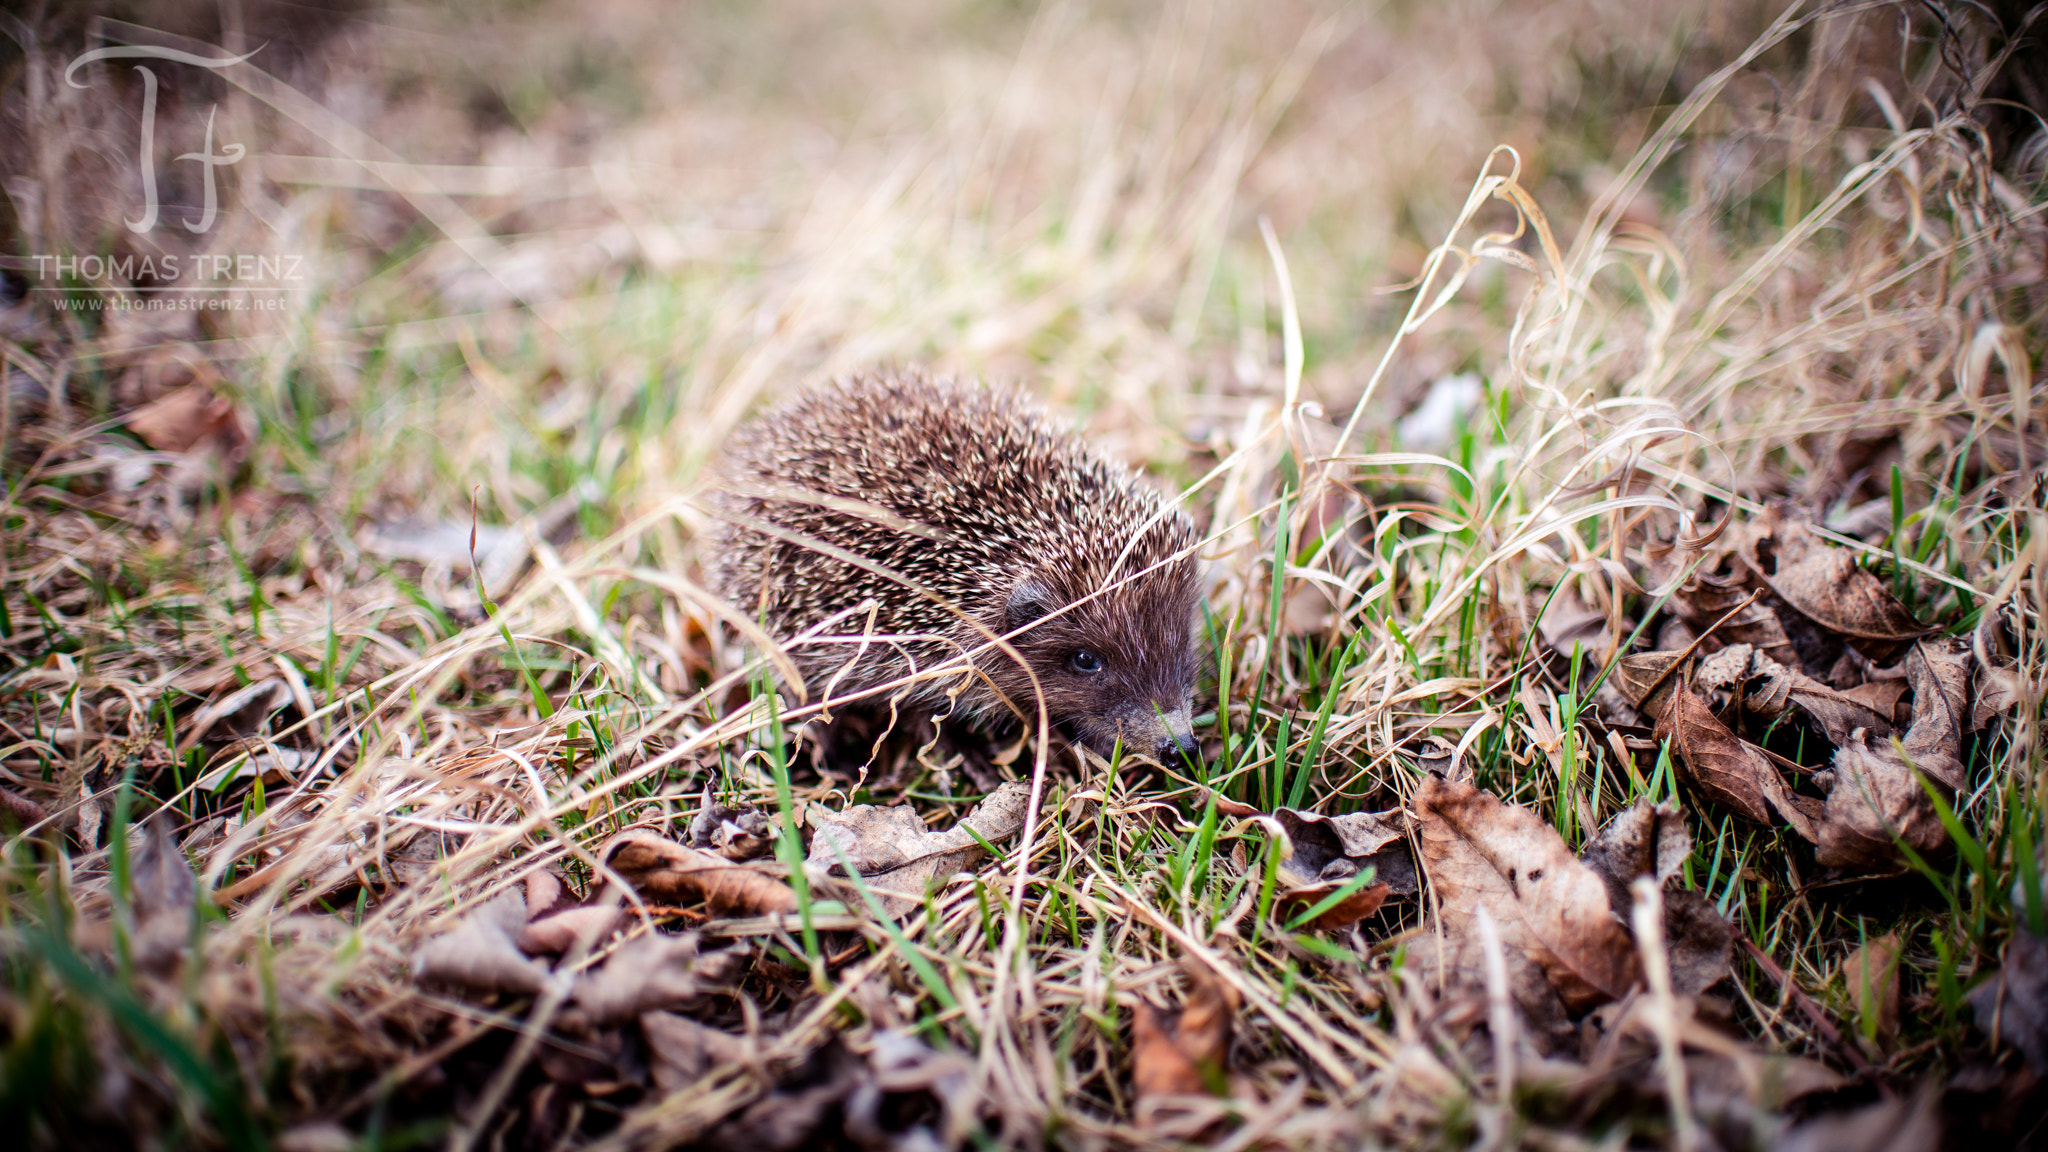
{"left": 1005, "top": 579, "right": 1054, "bottom": 633}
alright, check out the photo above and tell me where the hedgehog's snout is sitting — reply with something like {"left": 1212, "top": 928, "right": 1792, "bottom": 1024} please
{"left": 1154, "top": 706, "right": 1198, "bottom": 763}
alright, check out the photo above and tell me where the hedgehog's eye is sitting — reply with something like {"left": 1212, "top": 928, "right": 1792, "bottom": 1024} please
{"left": 1068, "top": 649, "right": 1103, "bottom": 675}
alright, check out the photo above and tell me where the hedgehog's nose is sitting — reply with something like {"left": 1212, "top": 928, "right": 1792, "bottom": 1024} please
{"left": 1155, "top": 708, "right": 1198, "bottom": 763}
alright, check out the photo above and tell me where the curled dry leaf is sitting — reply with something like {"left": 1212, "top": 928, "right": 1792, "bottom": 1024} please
{"left": 1698, "top": 643, "right": 1896, "bottom": 744}
{"left": 1815, "top": 640, "right": 1972, "bottom": 869}
{"left": 1973, "top": 661, "right": 2022, "bottom": 731}
{"left": 567, "top": 932, "right": 739, "bottom": 1028}
{"left": 1668, "top": 570, "right": 1801, "bottom": 671}
{"left": 808, "top": 780, "right": 1029, "bottom": 913}
{"left": 358, "top": 518, "right": 532, "bottom": 599}
{"left": 1612, "top": 649, "right": 1688, "bottom": 716}
{"left": 1132, "top": 961, "right": 1240, "bottom": 1129}
{"left": 1745, "top": 503, "right": 1927, "bottom": 651}
{"left": 1273, "top": 807, "right": 1413, "bottom": 930}
{"left": 642, "top": 1010, "right": 756, "bottom": 1095}
{"left": 1413, "top": 776, "right": 1640, "bottom": 1025}
{"left": 1655, "top": 680, "right": 1821, "bottom": 842}
{"left": 690, "top": 785, "right": 774, "bottom": 860}
{"left": 413, "top": 893, "right": 553, "bottom": 996}
{"left": 520, "top": 905, "right": 628, "bottom": 956}
{"left": 1577, "top": 802, "right": 1728, "bottom": 997}
{"left": 604, "top": 830, "right": 798, "bottom": 917}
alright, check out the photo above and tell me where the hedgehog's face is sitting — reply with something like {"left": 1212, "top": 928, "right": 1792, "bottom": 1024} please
{"left": 988, "top": 560, "right": 1203, "bottom": 763}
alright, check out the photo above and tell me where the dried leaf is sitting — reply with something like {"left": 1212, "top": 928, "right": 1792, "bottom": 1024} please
{"left": 1412, "top": 734, "right": 1461, "bottom": 780}
{"left": 1973, "top": 662, "right": 2023, "bottom": 731}
{"left": 567, "top": 933, "right": 738, "bottom": 1027}
{"left": 1132, "top": 962, "right": 1239, "bottom": 1127}
{"left": 1746, "top": 504, "right": 1927, "bottom": 647}
{"left": 604, "top": 831, "right": 798, "bottom": 917}
{"left": 1271, "top": 807, "right": 1412, "bottom": 928}
{"left": 642, "top": 1011, "right": 756, "bottom": 1094}
{"left": 1968, "top": 930, "right": 2048, "bottom": 1070}
{"left": 1577, "top": 802, "right": 1731, "bottom": 996}
{"left": 359, "top": 518, "right": 531, "bottom": 598}
{"left": 1814, "top": 640, "right": 1972, "bottom": 868}
{"left": 413, "top": 893, "right": 553, "bottom": 995}
{"left": 808, "top": 780, "right": 1029, "bottom": 913}
{"left": 690, "top": 786, "right": 774, "bottom": 860}
{"left": 1839, "top": 678, "right": 1910, "bottom": 727}
{"left": 125, "top": 382, "right": 246, "bottom": 455}
{"left": 1656, "top": 682, "right": 1820, "bottom": 841}
{"left": 128, "top": 814, "right": 196, "bottom": 972}
{"left": 1413, "top": 776, "right": 1640, "bottom": 1016}
{"left": 1898, "top": 639, "right": 1970, "bottom": 790}
{"left": 1668, "top": 571, "right": 1802, "bottom": 670}
{"left": 1840, "top": 932, "right": 1901, "bottom": 1045}
{"left": 1814, "top": 736, "right": 1951, "bottom": 870}
{"left": 1612, "top": 650, "right": 1689, "bottom": 716}
{"left": 1578, "top": 800, "right": 1690, "bottom": 904}
{"left": 519, "top": 905, "right": 627, "bottom": 956}
{"left": 1659, "top": 889, "right": 1734, "bottom": 997}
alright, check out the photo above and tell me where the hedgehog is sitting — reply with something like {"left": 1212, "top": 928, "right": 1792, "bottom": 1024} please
{"left": 709, "top": 369, "right": 1203, "bottom": 762}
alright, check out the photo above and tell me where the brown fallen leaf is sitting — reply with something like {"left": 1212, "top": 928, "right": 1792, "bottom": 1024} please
{"left": 1612, "top": 649, "right": 1689, "bottom": 716}
{"left": 690, "top": 786, "right": 775, "bottom": 860}
{"left": 413, "top": 893, "right": 553, "bottom": 995}
{"left": 566, "top": 932, "right": 739, "bottom": 1028}
{"left": 603, "top": 831, "right": 798, "bottom": 917}
{"left": 1814, "top": 640, "right": 1972, "bottom": 869}
{"left": 125, "top": 380, "right": 247, "bottom": 456}
{"left": 1132, "top": 961, "right": 1240, "bottom": 1129}
{"left": 1745, "top": 503, "right": 1928, "bottom": 652}
{"left": 121, "top": 814, "right": 198, "bottom": 973}
{"left": 519, "top": 904, "right": 628, "bottom": 956}
{"left": 1272, "top": 806, "right": 1411, "bottom": 930}
{"left": 1839, "top": 678, "right": 1910, "bottom": 728}
{"left": 1668, "top": 570, "right": 1802, "bottom": 671}
{"left": 808, "top": 780, "right": 1030, "bottom": 914}
{"left": 1839, "top": 932, "right": 1902, "bottom": 1048}
{"left": 1413, "top": 776, "right": 1640, "bottom": 1021}
{"left": 1968, "top": 929, "right": 2048, "bottom": 1070}
{"left": 1697, "top": 642, "right": 1897, "bottom": 744}
{"left": 1655, "top": 678, "right": 1821, "bottom": 841}
{"left": 845, "top": 1030, "right": 978, "bottom": 1150}
{"left": 1896, "top": 639, "right": 1970, "bottom": 790}
{"left": 642, "top": 1011, "right": 756, "bottom": 1094}
{"left": 1578, "top": 801, "right": 1731, "bottom": 997}
{"left": 1972, "top": 661, "right": 2023, "bottom": 731}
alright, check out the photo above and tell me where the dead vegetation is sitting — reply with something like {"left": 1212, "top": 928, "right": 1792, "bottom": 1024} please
{"left": 1, "top": 0, "right": 2045, "bottom": 1148}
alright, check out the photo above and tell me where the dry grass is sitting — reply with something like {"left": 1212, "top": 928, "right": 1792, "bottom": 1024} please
{"left": 2, "top": 0, "right": 2045, "bottom": 1147}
